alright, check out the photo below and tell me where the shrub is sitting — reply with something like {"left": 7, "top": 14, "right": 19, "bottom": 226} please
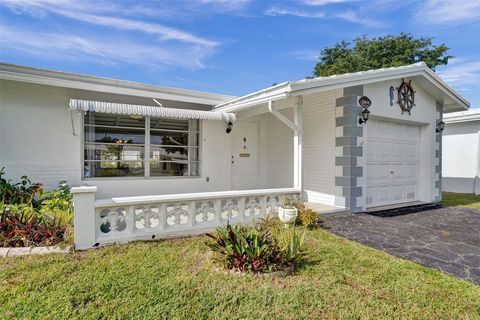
{"left": 40, "top": 180, "right": 73, "bottom": 216}
{"left": 0, "top": 168, "right": 72, "bottom": 247}
{"left": 296, "top": 208, "right": 319, "bottom": 228}
{"left": 206, "top": 218, "right": 306, "bottom": 273}
{"left": 0, "top": 205, "right": 67, "bottom": 247}
{"left": 0, "top": 167, "right": 43, "bottom": 208}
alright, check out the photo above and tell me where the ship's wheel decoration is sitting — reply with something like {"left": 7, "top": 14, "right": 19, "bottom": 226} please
{"left": 397, "top": 79, "right": 416, "bottom": 115}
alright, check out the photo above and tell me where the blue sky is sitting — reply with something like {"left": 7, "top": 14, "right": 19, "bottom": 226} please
{"left": 1, "top": 0, "right": 479, "bottom": 107}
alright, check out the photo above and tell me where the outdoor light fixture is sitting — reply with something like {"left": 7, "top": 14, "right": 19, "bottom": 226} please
{"left": 358, "top": 96, "right": 372, "bottom": 125}
{"left": 358, "top": 108, "right": 370, "bottom": 125}
{"left": 226, "top": 121, "right": 233, "bottom": 134}
{"left": 436, "top": 120, "right": 445, "bottom": 133}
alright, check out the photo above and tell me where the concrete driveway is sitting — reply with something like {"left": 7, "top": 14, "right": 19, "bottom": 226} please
{"left": 323, "top": 207, "right": 480, "bottom": 284}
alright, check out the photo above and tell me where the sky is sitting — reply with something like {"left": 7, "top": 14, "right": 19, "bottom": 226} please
{"left": 0, "top": 0, "right": 479, "bottom": 107}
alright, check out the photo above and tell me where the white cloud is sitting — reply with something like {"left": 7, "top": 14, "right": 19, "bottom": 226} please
{"left": 290, "top": 50, "right": 320, "bottom": 61}
{"left": 1, "top": 0, "right": 217, "bottom": 47}
{"left": 303, "top": 0, "right": 355, "bottom": 5}
{"left": 416, "top": 0, "right": 480, "bottom": 24}
{"left": 265, "top": 6, "right": 383, "bottom": 27}
{"left": 197, "top": 0, "right": 252, "bottom": 12}
{"left": 0, "top": 25, "right": 212, "bottom": 69}
{"left": 266, "top": 7, "right": 326, "bottom": 18}
{"left": 0, "top": 0, "right": 219, "bottom": 69}
{"left": 438, "top": 59, "right": 480, "bottom": 93}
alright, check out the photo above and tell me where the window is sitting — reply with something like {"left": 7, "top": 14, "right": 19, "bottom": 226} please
{"left": 83, "top": 112, "right": 199, "bottom": 178}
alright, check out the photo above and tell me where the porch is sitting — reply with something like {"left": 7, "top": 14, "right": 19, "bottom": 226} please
{"left": 70, "top": 89, "right": 343, "bottom": 249}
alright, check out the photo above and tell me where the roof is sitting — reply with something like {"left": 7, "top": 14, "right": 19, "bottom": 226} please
{"left": 444, "top": 108, "right": 480, "bottom": 123}
{"left": 214, "top": 62, "right": 470, "bottom": 113}
{"left": 0, "top": 63, "right": 236, "bottom": 106}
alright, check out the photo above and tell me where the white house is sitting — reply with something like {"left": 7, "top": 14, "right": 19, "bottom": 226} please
{"left": 0, "top": 62, "right": 469, "bottom": 249}
{"left": 442, "top": 109, "right": 480, "bottom": 195}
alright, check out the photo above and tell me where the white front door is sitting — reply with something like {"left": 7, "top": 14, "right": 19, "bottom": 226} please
{"left": 231, "top": 122, "right": 258, "bottom": 190}
{"left": 366, "top": 119, "right": 421, "bottom": 207}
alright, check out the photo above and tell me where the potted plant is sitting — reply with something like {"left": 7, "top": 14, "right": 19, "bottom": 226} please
{"left": 278, "top": 196, "right": 298, "bottom": 225}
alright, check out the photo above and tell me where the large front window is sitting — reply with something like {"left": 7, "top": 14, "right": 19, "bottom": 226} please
{"left": 83, "top": 112, "right": 199, "bottom": 178}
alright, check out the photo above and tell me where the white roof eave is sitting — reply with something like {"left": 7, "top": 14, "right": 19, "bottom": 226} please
{"left": 214, "top": 62, "right": 469, "bottom": 113}
{"left": 0, "top": 63, "right": 236, "bottom": 106}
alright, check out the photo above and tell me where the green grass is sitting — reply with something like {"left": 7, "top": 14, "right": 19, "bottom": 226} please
{"left": 442, "top": 192, "right": 480, "bottom": 209}
{"left": 1, "top": 230, "right": 479, "bottom": 319}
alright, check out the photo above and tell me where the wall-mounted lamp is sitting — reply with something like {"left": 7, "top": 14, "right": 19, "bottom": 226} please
{"left": 358, "top": 108, "right": 370, "bottom": 125}
{"left": 358, "top": 96, "right": 372, "bottom": 125}
{"left": 436, "top": 120, "right": 445, "bottom": 133}
{"left": 226, "top": 121, "right": 233, "bottom": 134}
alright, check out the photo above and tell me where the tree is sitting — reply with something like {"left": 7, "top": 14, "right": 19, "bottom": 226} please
{"left": 313, "top": 33, "right": 452, "bottom": 77}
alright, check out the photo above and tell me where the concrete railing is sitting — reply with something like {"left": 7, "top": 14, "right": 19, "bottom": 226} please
{"left": 71, "top": 187, "right": 300, "bottom": 250}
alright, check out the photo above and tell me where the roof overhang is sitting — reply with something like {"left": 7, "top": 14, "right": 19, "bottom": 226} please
{"left": 443, "top": 109, "right": 480, "bottom": 124}
{"left": 0, "top": 63, "right": 236, "bottom": 106}
{"left": 214, "top": 62, "right": 470, "bottom": 113}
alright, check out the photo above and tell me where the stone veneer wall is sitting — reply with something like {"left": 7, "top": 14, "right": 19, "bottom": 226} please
{"left": 434, "top": 101, "right": 443, "bottom": 202}
{"left": 335, "top": 86, "right": 364, "bottom": 213}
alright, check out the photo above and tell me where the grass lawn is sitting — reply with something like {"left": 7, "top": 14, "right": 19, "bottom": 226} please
{"left": 442, "top": 192, "right": 480, "bottom": 209}
{"left": 1, "top": 230, "right": 479, "bottom": 319}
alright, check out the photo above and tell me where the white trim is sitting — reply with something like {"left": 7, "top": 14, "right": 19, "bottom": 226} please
{"left": 214, "top": 62, "right": 469, "bottom": 113}
{"left": 95, "top": 187, "right": 301, "bottom": 207}
{"left": 444, "top": 109, "right": 480, "bottom": 123}
{"left": 0, "top": 63, "right": 235, "bottom": 105}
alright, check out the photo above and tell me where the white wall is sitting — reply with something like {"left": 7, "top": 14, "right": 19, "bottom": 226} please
{"left": 256, "top": 110, "right": 294, "bottom": 188}
{"left": 241, "top": 91, "right": 337, "bottom": 204}
{"left": 301, "top": 91, "right": 336, "bottom": 204}
{"left": 442, "top": 120, "right": 480, "bottom": 194}
{"left": 0, "top": 80, "right": 233, "bottom": 199}
{"left": 364, "top": 79, "right": 439, "bottom": 204}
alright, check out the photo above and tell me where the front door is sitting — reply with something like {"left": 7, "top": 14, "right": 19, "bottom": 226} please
{"left": 231, "top": 122, "right": 258, "bottom": 190}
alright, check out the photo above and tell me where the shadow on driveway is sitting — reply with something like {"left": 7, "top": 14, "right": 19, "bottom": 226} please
{"left": 323, "top": 207, "right": 480, "bottom": 284}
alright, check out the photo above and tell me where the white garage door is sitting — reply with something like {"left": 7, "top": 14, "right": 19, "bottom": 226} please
{"left": 366, "top": 120, "right": 421, "bottom": 207}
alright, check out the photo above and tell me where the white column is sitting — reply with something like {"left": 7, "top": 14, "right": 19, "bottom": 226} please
{"left": 293, "top": 96, "right": 303, "bottom": 199}
{"left": 71, "top": 186, "right": 97, "bottom": 250}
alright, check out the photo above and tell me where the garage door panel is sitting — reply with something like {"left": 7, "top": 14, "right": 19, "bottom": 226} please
{"left": 391, "top": 142, "right": 405, "bottom": 160}
{"left": 405, "top": 143, "right": 418, "bottom": 161}
{"left": 376, "top": 141, "right": 391, "bottom": 161}
{"left": 390, "top": 186, "right": 404, "bottom": 202}
{"left": 366, "top": 120, "right": 420, "bottom": 208}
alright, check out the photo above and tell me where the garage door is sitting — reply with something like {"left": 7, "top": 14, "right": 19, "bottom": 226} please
{"left": 366, "top": 119, "right": 420, "bottom": 207}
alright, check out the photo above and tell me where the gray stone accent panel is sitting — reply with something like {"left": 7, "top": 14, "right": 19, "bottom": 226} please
{"left": 335, "top": 86, "right": 364, "bottom": 213}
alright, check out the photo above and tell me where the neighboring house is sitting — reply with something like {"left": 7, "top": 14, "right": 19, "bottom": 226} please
{"left": 0, "top": 62, "right": 469, "bottom": 249}
{"left": 442, "top": 109, "right": 480, "bottom": 195}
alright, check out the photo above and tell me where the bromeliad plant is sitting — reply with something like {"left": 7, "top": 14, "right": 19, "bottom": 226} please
{"left": 0, "top": 205, "right": 67, "bottom": 247}
{"left": 206, "top": 217, "right": 306, "bottom": 273}
{"left": 0, "top": 168, "right": 73, "bottom": 247}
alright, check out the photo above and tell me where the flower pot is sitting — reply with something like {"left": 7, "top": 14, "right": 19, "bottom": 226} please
{"left": 278, "top": 207, "right": 298, "bottom": 224}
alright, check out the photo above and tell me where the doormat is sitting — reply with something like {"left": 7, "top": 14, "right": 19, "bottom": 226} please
{"left": 366, "top": 203, "right": 442, "bottom": 218}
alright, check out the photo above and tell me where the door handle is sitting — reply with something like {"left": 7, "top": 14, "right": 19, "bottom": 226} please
{"left": 390, "top": 170, "right": 395, "bottom": 174}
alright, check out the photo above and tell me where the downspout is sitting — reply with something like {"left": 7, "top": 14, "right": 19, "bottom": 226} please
{"left": 267, "top": 100, "right": 304, "bottom": 200}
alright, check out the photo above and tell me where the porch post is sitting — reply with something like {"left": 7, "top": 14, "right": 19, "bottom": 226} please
{"left": 294, "top": 96, "right": 304, "bottom": 199}
{"left": 71, "top": 186, "right": 97, "bottom": 250}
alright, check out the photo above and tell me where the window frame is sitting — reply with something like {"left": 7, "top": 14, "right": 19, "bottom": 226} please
{"left": 81, "top": 112, "right": 201, "bottom": 180}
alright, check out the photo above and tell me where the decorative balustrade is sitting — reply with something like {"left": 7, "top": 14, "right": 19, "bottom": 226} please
{"left": 71, "top": 187, "right": 300, "bottom": 250}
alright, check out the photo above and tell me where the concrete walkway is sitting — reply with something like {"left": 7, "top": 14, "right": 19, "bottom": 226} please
{"left": 323, "top": 207, "right": 480, "bottom": 284}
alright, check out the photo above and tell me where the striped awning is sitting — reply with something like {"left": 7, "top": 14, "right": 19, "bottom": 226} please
{"left": 69, "top": 99, "right": 236, "bottom": 122}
